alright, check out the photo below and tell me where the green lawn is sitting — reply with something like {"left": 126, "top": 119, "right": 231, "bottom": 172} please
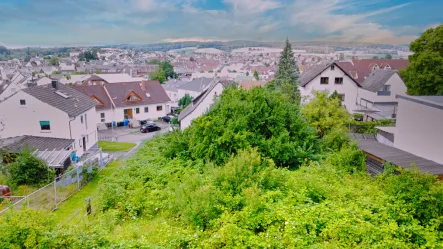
{"left": 98, "top": 141, "right": 136, "bottom": 152}
{"left": 52, "top": 160, "right": 123, "bottom": 224}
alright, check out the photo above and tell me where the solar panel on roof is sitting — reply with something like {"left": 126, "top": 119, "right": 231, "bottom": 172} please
{"left": 55, "top": 91, "right": 70, "bottom": 99}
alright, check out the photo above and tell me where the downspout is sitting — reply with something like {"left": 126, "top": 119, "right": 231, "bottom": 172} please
{"left": 68, "top": 116, "right": 75, "bottom": 139}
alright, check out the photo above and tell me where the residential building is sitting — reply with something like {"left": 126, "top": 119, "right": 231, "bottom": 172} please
{"left": 73, "top": 80, "right": 170, "bottom": 126}
{"left": 178, "top": 79, "right": 234, "bottom": 130}
{"left": 394, "top": 95, "right": 443, "bottom": 164}
{"left": 81, "top": 74, "right": 144, "bottom": 85}
{"left": 299, "top": 62, "right": 361, "bottom": 113}
{"left": 357, "top": 70, "right": 407, "bottom": 120}
{"left": 0, "top": 81, "right": 98, "bottom": 158}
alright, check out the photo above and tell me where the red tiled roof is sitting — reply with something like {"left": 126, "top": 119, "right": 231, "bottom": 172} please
{"left": 104, "top": 81, "right": 170, "bottom": 108}
{"left": 72, "top": 85, "right": 112, "bottom": 110}
{"left": 338, "top": 59, "right": 409, "bottom": 84}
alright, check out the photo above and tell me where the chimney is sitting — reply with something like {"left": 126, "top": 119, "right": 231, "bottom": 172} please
{"left": 51, "top": 80, "right": 59, "bottom": 90}
{"left": 140, "top": 80, "right": 146, "bottom": 91}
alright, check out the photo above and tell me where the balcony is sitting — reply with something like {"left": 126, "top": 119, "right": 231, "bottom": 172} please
{"left": 377, "top": 91, "right": 391, "bottom": 96}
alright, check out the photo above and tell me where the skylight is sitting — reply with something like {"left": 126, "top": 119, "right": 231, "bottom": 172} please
{"left": 55, "top": 91, "right": 70, "bottom": 99}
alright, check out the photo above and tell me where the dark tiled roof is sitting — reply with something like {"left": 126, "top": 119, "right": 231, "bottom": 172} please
{"left": 23, "top": 83, "right": 97, "bottom": 117}
{"left": 176, "top": 78, "right": 214, "bottom": 92}
{"left": 72, "top": 85, "right": 112, "bottom": 110}
{"left": 361, "top": 70, "right": 397, "bottom": 92}
{"left": 104, "top": 81, "right": 170, "bottom": 108}
{"left": 0, "top": 136, "right": 74, "bottom": 152}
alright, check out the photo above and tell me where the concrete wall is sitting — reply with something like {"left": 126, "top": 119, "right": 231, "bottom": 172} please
{"left": 181, "top": 83, "right": 224, "bottom": 130}
{"left": 0, "top": 82, "right": 21, "bottom": 101}
{"left": 394, "top": 98, "right": 443, "bottom": 164}
{"left": 69, "top": 107, "right": 98, "bottom": 157}
{"left": 300, "top": 65, "right": 359, "bottom": 113}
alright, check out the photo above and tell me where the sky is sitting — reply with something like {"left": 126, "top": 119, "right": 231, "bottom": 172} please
{"left": 0, "top": 0, "right": 441, "bottom": 47}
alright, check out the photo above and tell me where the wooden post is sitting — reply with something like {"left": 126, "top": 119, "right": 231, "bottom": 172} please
{"left": 86, "top": 197, "right": 91, "bottom": 215}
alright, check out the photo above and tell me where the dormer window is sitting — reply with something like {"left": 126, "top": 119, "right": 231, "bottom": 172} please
{"left": 125, "top": 91, "right": 142, "bottom": 102}
{"left": 385, "top": 64, "right": 391, "bottom": 70}
{"left": 331, "top": 65, "right": 335, "bottom": 71}
{"left": 373, "top": 65, "right": 379, "bottom": 71}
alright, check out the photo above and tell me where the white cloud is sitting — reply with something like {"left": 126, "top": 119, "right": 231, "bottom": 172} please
{"left": 223, "top": 0, "right": 281, "bottom": 15}
{"left": 289, "top": 0, "right": 414, "bottom": 43}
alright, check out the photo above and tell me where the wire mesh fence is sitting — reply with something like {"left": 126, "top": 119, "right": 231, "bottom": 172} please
{"left": 0, "top": 149, "right": 112, "bottom": 215}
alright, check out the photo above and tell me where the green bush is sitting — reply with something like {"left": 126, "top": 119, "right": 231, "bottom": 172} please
{"left": 7, "top": 149, "right": 54, "bottom": 186}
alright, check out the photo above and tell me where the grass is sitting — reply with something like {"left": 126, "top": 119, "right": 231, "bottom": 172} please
{"left": 52, "top": 160, "right": 124, "bottom": 224}
{"left": 98, "top": 141, "right": 136, "bottom": 152}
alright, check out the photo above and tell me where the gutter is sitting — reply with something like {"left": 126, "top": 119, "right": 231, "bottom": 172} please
{"left": 68, "top": 117, "right": 75, "bottom": 139}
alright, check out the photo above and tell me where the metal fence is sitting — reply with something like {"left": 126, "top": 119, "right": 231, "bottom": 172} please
{"left": 0, "top": 149, "right": 112, "bottom": 214}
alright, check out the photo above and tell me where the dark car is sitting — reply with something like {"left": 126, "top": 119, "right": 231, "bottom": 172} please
{"left": 140, "top": 120, "right": 154, "bottom": 126}
{"left": 140, "top": 123, "right": 161, "bottom": 133}
{"left": 161, "top": 115, "right": 174, "bottom": 123}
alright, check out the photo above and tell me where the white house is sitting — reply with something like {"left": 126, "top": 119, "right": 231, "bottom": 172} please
{"left": 356, "top": 70, "right": 407, "bottom": 120}
{"left": 393, "top": 95, "right": 443, "bottom": 164}
{"left": 0, "top": 81, "right": 98, "bottom": 158}
{"left": 73, "top": 80, "right": 170, "bottom": 126}
{"left": 178, "top": 79, "right": 234, "bottom": 130}
{"left": 299, "top": 62, "right": 361, "bottom": 113}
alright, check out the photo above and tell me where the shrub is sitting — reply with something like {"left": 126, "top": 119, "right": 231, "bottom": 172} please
{"left": 7, "top": 149, "right": 54, "bottom": 186}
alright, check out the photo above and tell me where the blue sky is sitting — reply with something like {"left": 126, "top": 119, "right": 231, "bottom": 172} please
{"left": 0, "top": 0, "right": 441, "bottom": 47}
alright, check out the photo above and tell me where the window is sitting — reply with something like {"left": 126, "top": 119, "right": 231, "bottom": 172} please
{"left": 133, "top": 95, "right": 138, "bottom": 101}
{"left": 339, "top": 94, "right": 345, "bottom": 102}
{"left": 331, "top": 65, "right": 335, "bottom": 71}
{"left": 320, "top": 77, "right": 329, "bottom": 84}
{"left": 40, "top": 121, "right": 50, "bottom": 131}
{"left": 382, "top": 85, "right": 391, "bottom": 92}
{"left": 79, "top": 139, "right": 82, "bottom": 148}
{"left": 100, "top": 113, "right": 105, "bottom": 122}
{"left": 157, "top": 105, "right": 162, "bottom": 111}
{"left": 144, "top": 107, "right": 149, "bottom": 113}
{"left": 334, "top": 77, "right": 343, "bottom": 84}
{"left": 135, "top": 107, "right": 140, "bottom": 114}
{"left": 20, "top": 99, "right": 26, "bottom": 105}
{"left": 81, "top": 115, "right": 83, "bottom": 124}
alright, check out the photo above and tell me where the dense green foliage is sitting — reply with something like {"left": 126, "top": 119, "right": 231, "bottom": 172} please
{"left": 253, "top": 70, "right": 259, "bottom": 81}
{"left": 149, "top": 68, "right": 167, "bottom": 83}
{"left": 3, "top": 88, "right": 443, "bottom": 248}
{"left": 275, "top": 38, "right": 298, "bottom": 87}
{"left": 2, "top": 149, "right": 54, "bottom": 186}
{"left": 385, "top": 53, "right": 393, "bottom": 59}
{"left": 79, "top": 51, "right": 99, "bottom": 62}
{"left": 178, "top": 93, "right": 192, "bottom": 108}
{"left": 174, "top": 87, "right": 320, "bottom": 167}
{"left": 49, "top": 56, "right": 58, "bottom": 66}
{"left": 400, "top": 25, "right": 443, "bottom": 95}
{"left": 148, "top": 60, "right": 177, "bottom": 79}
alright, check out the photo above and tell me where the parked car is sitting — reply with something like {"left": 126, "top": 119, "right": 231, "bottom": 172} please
{"left": 140, "top": 120, "right": 155, "bottom": 126}
{"left": 140, "top": 123, "right": 161, "bottom": 133}
{"left": 161, "top": 115, "right": 175, "bottom": 123}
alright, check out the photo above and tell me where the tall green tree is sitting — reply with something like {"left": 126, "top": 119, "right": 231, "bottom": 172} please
{"left": 275, "top": 38, "right": 298, "bottom": 86}
{"left": 149, "top": 68, "right": 166, "bottom": 83}
{"left": 385, "top": 53, "right": 392, "bottom": 59}
{"left": 253, "top": 70, "right": 259, "bottom": 81}
{"left": 400, "top": 25, "right": 443, "bottom": 95}
{"left": 49, "top": 57, "right": 59, "bottom": 66}
{"left": 178, "top": 93, "right": 192, "bottom": 108}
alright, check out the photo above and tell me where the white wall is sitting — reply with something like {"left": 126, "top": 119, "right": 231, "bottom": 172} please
{"left": 100, "top": 103, "right": 168, "bottom": 123}
{"left": 181, "top": 83, "right": 224, "bottom": 130}
{"left": 0, "top": 91, "right": 97, "bottom": 157}
{"left": 0, "top": 82, "right": 21, "bottom": 101}
{"left": 177, "top": 88, "right": 201, "bottom": 100}
{"left": 394, "top": 98, "right": 443, "bottom": 164}
{"left": 357, "top": 73, "right": 407, "bottom": 106}
{"left": 300, "top": 66, "right": 359, "bottom": 113}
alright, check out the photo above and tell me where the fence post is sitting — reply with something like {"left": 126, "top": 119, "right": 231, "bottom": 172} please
{"left": 77, "top": 166, "right": 80, "bottom": 191}
{"left": 54, "top": 178, "right": 58, "bottom": 210}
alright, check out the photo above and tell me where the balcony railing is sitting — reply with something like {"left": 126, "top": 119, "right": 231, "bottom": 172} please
{"left": 377, "top": 91, "right": 391, "bottom": 96}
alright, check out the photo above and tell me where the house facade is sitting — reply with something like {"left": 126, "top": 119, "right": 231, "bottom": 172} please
{"left": 0, "top": 82, "right": 98, "bottom": 157}
{"left": 357, "top": 71, "right": 407, "bottom": 120}
{"left": 299, "top": 62, "right": 360, "bottom": 113}
{"left": 394, "top": 95, "right": 443, "bottom": 164}
{"left": 178, "top": 79, "right": 234, "bottom": 130}
{"left": 74, "top": 80, "right": 170, "bottom": 126}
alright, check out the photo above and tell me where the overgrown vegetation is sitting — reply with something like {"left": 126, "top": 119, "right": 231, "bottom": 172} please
{"left": 98, "top": 141, "right": 136, "bottom": 152}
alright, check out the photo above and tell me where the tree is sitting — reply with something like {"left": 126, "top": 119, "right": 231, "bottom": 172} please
{"left": 147, "top": 60, "right": 177, "bottom": 79}
{"left": 385, "top": 53, "right": 392, "bottom": 59}
{"left": 302, "top": 91, "right": 352, "bottom": 151}
{"left": 7, "top": 149, "right": 54, "bottom": 186}
{"left": 178, "top": 93, "right": 192, "bottom": 108}
{"left": 24, "top": 55, "right": 31, "bottom": 63}
{"left": 0, "top": 45, "right": 8, "bottom": 54}
{"left": 49, "top": 57, "right": 59, "bottom": 66}
{"left": 94, "top": 70, "right": 101, "bottom": 74}
{"left": 190, "top": 57, "right": 195, "bottom": 62}
{"left": 275, "top": 38, "right": 298, "bottom": 86}
{"left": 373, "top": 56, "right": 380, "bottom": 59}
{"left": 400, "top": 25, "right": 443, "bottom": 95}
{"left": 149, "top": 68, "right": 166, "bottom": 83}
{"left": 79, "top": 51, "right": 98, "bottom": 62}
{"left": 253, "top": 70, "right": 259, "bottom": 81}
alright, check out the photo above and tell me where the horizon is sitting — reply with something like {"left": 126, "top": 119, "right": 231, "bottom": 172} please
{"left": 0, "top": 0, "right": 441, "bottom": 47}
